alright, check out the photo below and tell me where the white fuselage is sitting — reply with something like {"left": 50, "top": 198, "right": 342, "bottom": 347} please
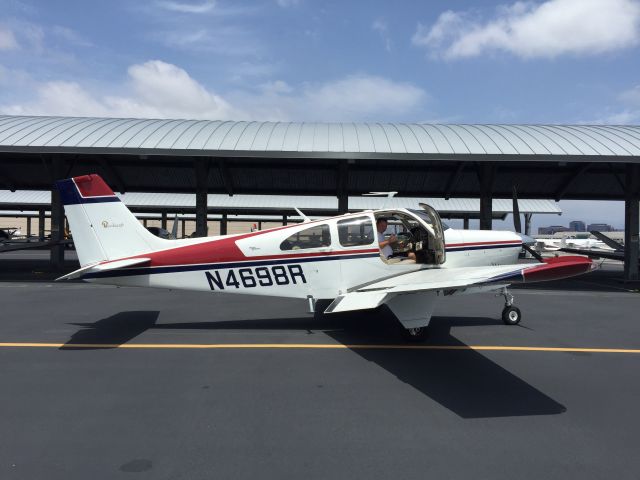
{"left": 87, "top": 210, "right": 522, "bottom": 300}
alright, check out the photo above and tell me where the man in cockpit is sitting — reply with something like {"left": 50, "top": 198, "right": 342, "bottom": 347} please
{"left": 377, "top": 217, "right": 416, "bottom": 262}
{"left": 376, "top": 218, "right": 396, "bottom": 259}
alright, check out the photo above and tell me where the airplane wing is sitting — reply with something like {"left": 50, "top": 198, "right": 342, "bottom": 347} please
{"left": 559, "top": 246, "right": 625, "bottom": 262}
{"left": 590, "top": 231, "right": 624, "bottom": 251}
{"left": 326, "top": 256, "right": 594, "bottom": 313}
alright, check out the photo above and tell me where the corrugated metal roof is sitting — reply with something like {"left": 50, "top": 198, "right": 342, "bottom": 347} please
{"left": 0, "top": 190, "right": 561, "bottom": 215}
{"left": 0, "top": 115, "right": 638, "bottom": 157}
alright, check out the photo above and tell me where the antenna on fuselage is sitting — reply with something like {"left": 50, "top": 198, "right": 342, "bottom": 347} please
{"left": 294, "top": 207, "right": 311, "bottom": 223}
{"left": 363, "top": 191, "right": 398, "bottom": 210}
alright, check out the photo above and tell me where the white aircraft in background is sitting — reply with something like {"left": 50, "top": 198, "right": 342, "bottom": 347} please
{"left": 535, "top": 236, "right": 612, "bottom": 253}
{"left": 55, "top": 174, "right": 595, "bottom": 341}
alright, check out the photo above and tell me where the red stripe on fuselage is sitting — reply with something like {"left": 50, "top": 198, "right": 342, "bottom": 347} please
{"left": 112, "top": 224, "right": 379, "bottom": 268}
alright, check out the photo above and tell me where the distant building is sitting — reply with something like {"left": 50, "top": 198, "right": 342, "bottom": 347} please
{"left": 587, "top": 223, "right": 613, "bottom": 232}
{"left": 538, "top": 225, "right": 570, "bottom": 235}
{"left": 569, "top": 221, "right": 586, "bottom": 232}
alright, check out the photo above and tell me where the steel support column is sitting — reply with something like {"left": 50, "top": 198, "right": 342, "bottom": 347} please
{"left": 38, "top": 209, "right": 45, "bottom": 241}
{"left": 220, "top": 213, "right": 228, "bottom": 235}
{"left": 50, "top": 157, "right": 65, "bottom": 269}
{"left": 479, "top": 163, "right": 494, "bottom": 230}
{"left": 195, "top": 159, "right": 209, "bottom": 237}
{"left": 283, "top": 215, "right": 288, "bottom": 226}
{"left": 624, "top": 163, "right": 640, "bottom": 282}
{"left": 463, "top": 217, "right": 469, "bottom": 230}
{"left": 337, "top": 160, "right": 348, "bottom": 214}
{"left": 26, "top": 217, "right": 32, "bottom": 237}
{"left": 161, "top": 211, "right": 167, "bottom": 230}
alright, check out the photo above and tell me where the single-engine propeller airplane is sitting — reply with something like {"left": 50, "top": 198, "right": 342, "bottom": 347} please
{"left": 55, "top": 174, "right": 596, "bottom": 340}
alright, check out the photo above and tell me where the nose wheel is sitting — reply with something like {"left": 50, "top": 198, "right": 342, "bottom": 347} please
{"left": 498, "top": 287, "right": 522, "bottom": 325}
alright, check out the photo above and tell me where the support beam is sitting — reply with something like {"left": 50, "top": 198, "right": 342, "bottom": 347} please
{"left": 624, "top": 163, "right": 640, "bottom": 282}
{"left": 478, "top": 163, "right": 494, "bottom": 230}
{"left": 555, "top": 163, "right": 591, "bottom": 201}
{"left": 26, "top": 217, "right": 32, "bottom": 238}
{"left": 283, "top": 215, "right": 288, "bottom": 226}
{"left": 524, "top": 213, "right": 533, "bottom": 236}
{"left": 220, "top": 213, "right": 228, "bottom": 235}
{"left": 50, "top": 157, "right": 65, "bottom": 270}
{"left": 181, "top": 219, "right": 186, "bottom": 239}
{"left": 38, "top": 209, "right": 45, "bottom": 241}
{"left": 444, "top": 162, "right": 465, "bottom": 200}
{"left": 161, "top": 211, "right": 168, "bottom": 230}
{"left": 195, "top": 158, "right": 209, "bottom": 237}
{"left": 463, "top": 217, "right": 469, "bottom": 230}
{"left": 337, "top": 160, "right": 349, "bottom": 214}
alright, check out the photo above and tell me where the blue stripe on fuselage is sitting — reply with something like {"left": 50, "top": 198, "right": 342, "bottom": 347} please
{"left": 81, "top": 243, "right": 522, "bottom": 279}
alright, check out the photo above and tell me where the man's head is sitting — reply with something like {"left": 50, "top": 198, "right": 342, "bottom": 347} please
{"left": 376, "top": 218, "right": 388, "bottom": 234}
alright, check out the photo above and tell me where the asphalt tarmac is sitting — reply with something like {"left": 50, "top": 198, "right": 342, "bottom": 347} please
{"left": 1, "top": 261, "right": 639, "bottom": 479}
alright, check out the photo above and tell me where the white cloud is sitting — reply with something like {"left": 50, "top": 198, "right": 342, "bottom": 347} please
{"left": 0, "top": 26, "right": 19, "bottom": 50}
{"left": 302, "top": 75, "right": 425, "bottom": 120}
{"left": 157, "top": 0, "right": 216, "bottom": 14}
{"left": 227, "top": 74, "right": 427, "bottom": 122}
{"left": 0, "top": 61, "right": 427, "bottom": 122}
{"left": 1, "top": 60, "right": 241, "bottom": 120}
{"left": 372, "top": 19, "right": 391, "bottom": 52}
{"left": 413, "top": 0, "right": 640, "bottom": 59}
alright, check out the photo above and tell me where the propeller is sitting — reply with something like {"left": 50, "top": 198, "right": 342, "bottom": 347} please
{"left": 512, "top": 185, "right": 544, "bottom": 262}
{"left": 512, "top": 185, "right": 522, "bottom": 234}
{"left": 171, "top": 214, "right": 180, "bottom": 239}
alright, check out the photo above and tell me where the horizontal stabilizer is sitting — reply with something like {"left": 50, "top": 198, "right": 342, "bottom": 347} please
{"left": 56, "top": 257, "right": 151, "bottom": 281}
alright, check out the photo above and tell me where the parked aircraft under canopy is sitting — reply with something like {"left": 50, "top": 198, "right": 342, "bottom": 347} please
{"left": 0, "top": 115, "right": 638, "bottom": 281}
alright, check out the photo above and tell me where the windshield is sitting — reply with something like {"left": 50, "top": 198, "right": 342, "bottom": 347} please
{"left": 407, "top": 209, "right": 450, "bottom": 230}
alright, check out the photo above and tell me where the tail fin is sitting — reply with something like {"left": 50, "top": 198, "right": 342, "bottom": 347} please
{"left": 55, "top": 174, "right": 168, "bottom": 266}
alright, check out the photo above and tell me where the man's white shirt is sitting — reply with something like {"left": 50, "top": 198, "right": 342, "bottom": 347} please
{"left": 378, "top": 231, "right": 393, "bottom": 258}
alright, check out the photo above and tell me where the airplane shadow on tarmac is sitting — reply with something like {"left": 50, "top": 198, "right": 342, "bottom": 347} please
{"left": 62, "top": 307, "right": 566, "bottom": 419}
{"left": 61, "top": 311, "right": 160, "bottom": 350}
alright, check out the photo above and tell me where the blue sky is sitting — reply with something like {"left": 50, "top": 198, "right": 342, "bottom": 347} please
{"left": 1, "top": 0, "right": 639, "bottom": 229}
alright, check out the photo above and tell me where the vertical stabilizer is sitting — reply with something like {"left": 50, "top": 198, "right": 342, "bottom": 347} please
{"left": 55, "top": 174, "right": 168, "bottom": 266}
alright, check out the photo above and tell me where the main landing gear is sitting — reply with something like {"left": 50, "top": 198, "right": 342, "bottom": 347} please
{"left": 499, "top": 287, "right": 521, "bottom": 325}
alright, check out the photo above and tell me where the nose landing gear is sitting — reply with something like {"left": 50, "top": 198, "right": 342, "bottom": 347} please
{"left": 499, "top": 287, "right": 521, "bottom": 325}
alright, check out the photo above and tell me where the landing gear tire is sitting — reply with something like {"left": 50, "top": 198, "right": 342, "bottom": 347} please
{"left": 402, "top": 326, "right": 429, "bottom": 342}
{"left": 502, "top": 306, "right": 522, "bottom": 325}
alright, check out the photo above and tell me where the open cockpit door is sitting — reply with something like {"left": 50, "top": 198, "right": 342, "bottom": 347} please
{"left": 419, "top": 203, "right": 446, "bottom": 265}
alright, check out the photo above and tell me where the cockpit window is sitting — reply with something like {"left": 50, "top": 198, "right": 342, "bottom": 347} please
{"left": 280, "top": 224, "right": 331, "bottom": 251}
{"left": 338, "top": 216, "right": 374, "bottom": 247}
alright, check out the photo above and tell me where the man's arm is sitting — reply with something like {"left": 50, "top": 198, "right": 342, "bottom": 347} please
{"left": 379, "top": 234, "right": 397, "bottom": 248}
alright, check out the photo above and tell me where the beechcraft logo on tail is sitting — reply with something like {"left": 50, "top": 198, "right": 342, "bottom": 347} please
{"left": 101, "top": 220, "right": 124, "bottom": 228}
